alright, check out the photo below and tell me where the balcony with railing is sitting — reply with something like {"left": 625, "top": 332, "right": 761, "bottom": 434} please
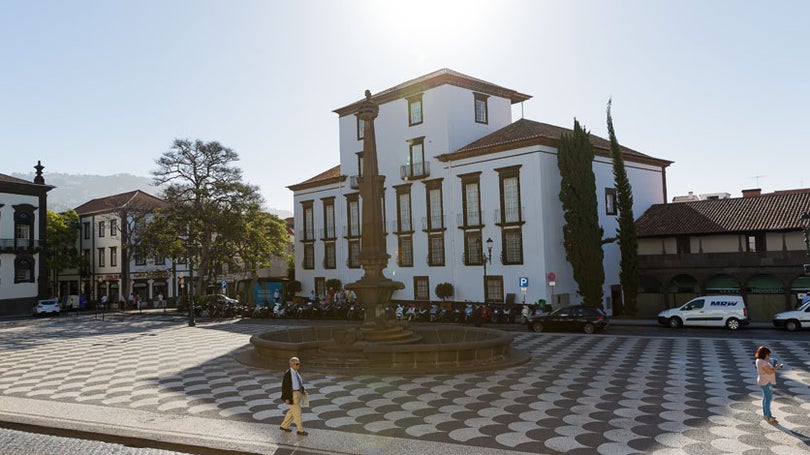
{"left": 0, "top": 238, "right": 41, "bottom": 252}
{"left": 400, "top": 161, "right": 430, "bottom": 180}
{"left": 421, "top": 215, "right": 446, "bottom": 231}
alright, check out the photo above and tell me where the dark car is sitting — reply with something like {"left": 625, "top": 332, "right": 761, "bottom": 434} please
{"left": 526, "top": 305, "right": 608, "bottom": 334}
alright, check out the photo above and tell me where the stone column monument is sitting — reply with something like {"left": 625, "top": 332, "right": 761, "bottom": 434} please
{"left": 345, "top": 90, "right": 405, "bottom": 325}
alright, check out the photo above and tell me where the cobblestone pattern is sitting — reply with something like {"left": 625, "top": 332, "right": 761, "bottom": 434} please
{"left": 0, "top": 426, "right": 190, "bottom": 455}
{"left": 2, "top": 317, "right": 810, "bottom": 454}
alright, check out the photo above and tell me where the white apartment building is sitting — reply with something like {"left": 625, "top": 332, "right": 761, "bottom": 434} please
{"left": 289, "top": 69, "right": 672, "bottom": 312}
{"left": 59, "top": 190, "right": 187, "bottom": 306}
{"left": 0, "top": 164, "right": 53, "bottom": 316}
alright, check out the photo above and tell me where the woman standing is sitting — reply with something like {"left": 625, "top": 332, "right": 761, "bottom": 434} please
{"left": 755, "top": 345, "right": 782, "bottom": 424}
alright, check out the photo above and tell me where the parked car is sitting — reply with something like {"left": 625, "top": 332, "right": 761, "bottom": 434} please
{"left": 657, "top": 295, "right": 749, "bottom": 330}
{"left": 525, "top": 305, "right": 608, "bottom": 334}
{"left": 773, "top": 300, "right": 810, "bottom": 331}
{"left": 33, "top": 298, "right": 60, "bottom": 317}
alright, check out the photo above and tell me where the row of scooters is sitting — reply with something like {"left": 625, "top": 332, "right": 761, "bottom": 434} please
{"left": 251, "top": 300, "right": 366, "bottom": 320}
{"left": 388, "top": 302, "right": 520, "bottom": 324}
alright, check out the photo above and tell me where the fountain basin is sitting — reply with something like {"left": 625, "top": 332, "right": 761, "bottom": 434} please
{"left": 239, "top": 325, "right": 530, "bottom": 375}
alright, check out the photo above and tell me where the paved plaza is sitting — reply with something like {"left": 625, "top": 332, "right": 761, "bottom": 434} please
{"left": 1, "top": 315, "right": 809, "bottom": 454}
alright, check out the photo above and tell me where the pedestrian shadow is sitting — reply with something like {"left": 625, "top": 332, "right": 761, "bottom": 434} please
{"left": 773, "top": 424, "right": 810, "bottom": 447}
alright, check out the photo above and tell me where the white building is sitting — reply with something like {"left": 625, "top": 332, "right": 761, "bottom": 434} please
{"left": 59, "top": 190, "right": 187, "bottom": 307}
{"left": 289, "top": 69, "right": 672, "bottom": 312}
{"left": 0, "top": 163, "right": 53, "bottom": 316}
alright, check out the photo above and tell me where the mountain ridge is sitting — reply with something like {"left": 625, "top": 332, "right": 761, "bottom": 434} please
{"left": 10, "top": 172, "right": 293, "bottom": 219}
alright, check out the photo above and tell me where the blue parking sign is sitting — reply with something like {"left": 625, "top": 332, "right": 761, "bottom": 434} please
{"left": 519, "top": 277, "right": 529, "bottom": 287}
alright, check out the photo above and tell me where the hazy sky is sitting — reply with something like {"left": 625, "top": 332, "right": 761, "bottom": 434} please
{"left": 2, "top": 0, "right": 808, "bottom": 212}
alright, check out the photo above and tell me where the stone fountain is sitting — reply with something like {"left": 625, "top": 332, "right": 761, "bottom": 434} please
{"left": 240, "top": 91, "right": 529, "bottom": 374}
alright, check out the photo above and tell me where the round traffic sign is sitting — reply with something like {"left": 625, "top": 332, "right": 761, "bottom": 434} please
{"left": 546, "top": 272, "right": 557, "bottom": 282}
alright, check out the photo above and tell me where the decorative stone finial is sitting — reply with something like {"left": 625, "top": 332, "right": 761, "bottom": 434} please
{"left": 33, "top": 160, "right": 45, "bottom": 185}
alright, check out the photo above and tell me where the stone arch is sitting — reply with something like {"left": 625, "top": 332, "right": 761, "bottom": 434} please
{"left": 705, "top": 274, "right": 741, "bottom": 294}
{"left": 638, "top": 274, "right": 664, "bottom": 317}
{"left": 665, "top": 274, "right": 699, "bottom": 308}
{"left": 745, "top": 274, "right": 784, "bottom": 321}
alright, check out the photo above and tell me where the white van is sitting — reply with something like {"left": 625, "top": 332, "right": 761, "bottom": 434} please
{"left": 772, "top": 300, "right": 810, "bottom": 331}
{"left": 657, "top": 295, "right": 749, "bottom": 330}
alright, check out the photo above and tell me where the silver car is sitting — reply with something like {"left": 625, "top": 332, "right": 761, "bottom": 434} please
{"left": 33, "top": 298, "right": 60, "bottom": 316}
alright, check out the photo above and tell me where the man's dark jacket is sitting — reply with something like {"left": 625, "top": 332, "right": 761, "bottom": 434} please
{"left": 281, "top": 369, "right": 305, "bottom": 404}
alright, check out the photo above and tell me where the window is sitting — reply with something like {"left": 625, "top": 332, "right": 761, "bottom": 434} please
{"left": 484, "top": 276, "right": 503, "bottom": 303}
{"left": 407, "top": 94, "right": 423, "bottom": 126}
{"left": 474, "top": 93, "right": 489, "bottom": 124}
{"left": 398, "top": 236, "right": 413, "bottom": 267}
{"left": 324, "top": 241, "right": 336, "bottom": 269}
{"left": 414, "top": 276, "right": 430, "bottom": 300}
{"left": 110, "top": 219, "right": 118, "bottom": 237}
{"left": 465, "top": 230, "right": 483, "bottom": 265}
{"left": 98, "top": 248, "right": 106, "bottom": 267}
{"left": 99, "top": 221, "right": 105, "bottom": 237}
{"left": 84, "top": 222, "right": 90, "bottom": 239}
{"left": 503, "top": 229, "right": 523, "bottom": 264}
{"left": 428, "top": 233, "right": 445, "bottom": 266}
{"left": 15, "top": 223, "right": 31, "bottom": 248}
{"left": 303, "top": 244, "right": 315, "bottom": 269}
{"left": 135, "top": 249, "right": 146, "bottom": 266}
{"left": 396, "top": 185, "right": 412, "bottom": 233}
{"left": 346, "top": 195, "right": 360, "bottom": 238}
{"left": 497, "top": 166, "right": 524, "bottom": 264}
{"left": 676, "top": 236, "right": 691, "bottom": 254}
{"left": 14, "top": 257, "right": 34, "bottom": 283}
{"left": 348, "top": 239, "right": 361, "bottom": 268}
{"left": 302, "top": 201, "right": 315, "bottom": 241}
{"left": 154, "top": 254, "right": 165, "bottom": 265}
{"left": 13, "top": 207, "right": 34, "bottom": 248}
{"left": 356, "top": 152, "right": 364, "bottom": 178}
{"left": 460, "top": 173, "right": 482, "bottom": 227}
{"left": 498, "top": 168, "right": 522, "bottom": 223}
{"left": 746, "top": 234, "right": 765, "bottom": 253}
{"left": 110, "top": 247, "right": 117, "bottom": 267}
{"left": 322, "top": 198, "right": 335, "bottom": 239}
{"left": 315, "top": 277, "right": 326, "bottom": 297}
{"left": 605, "top": 188, "right": 617, "bottom": 216}
{"left": 425, "top": 180, "right": 444, "bottom": 230}
{"left": 357, "top": 116, "right": 365, "bottom": 140}
{"left": 403, "top": 137, "right": 427, "bottom": 179}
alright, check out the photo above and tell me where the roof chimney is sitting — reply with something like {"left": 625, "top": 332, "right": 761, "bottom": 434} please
{"left": 742, "top": 188, "right": 761, "bottom": 198}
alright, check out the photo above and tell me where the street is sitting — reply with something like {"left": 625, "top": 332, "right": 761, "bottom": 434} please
{"left": 1, "top": 313, "right": 809, "bottom": 454}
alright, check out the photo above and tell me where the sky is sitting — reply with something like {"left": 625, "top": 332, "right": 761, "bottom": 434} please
{"left": 2, "top": 0, "right": 809, "bottom": 212}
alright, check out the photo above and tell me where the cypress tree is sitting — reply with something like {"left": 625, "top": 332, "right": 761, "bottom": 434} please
{"left": 607, "top": 100, "right": 639, "bottom": 315}
{"left": 557, "top": 120, "right": 605, "bottom": 308}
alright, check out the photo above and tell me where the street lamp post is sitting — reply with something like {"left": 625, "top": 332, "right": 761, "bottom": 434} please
{"left": 482, "top": 237, "right": 493, "bottom": 302}
{"left": 183, "top": 242, "right": 196, "bottom": 327}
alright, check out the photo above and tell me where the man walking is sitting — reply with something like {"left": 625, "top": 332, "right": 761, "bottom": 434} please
{"left": 280, "top": 356, "right": 308, "bottom": 435}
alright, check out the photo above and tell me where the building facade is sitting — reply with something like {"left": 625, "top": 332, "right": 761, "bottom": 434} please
{"left": 635, "top": 188, "right": 810, "bottom": 321}
{"left": 59, "top": 190, "right": 187, "bottom": 306}
{"left": 289, "top": 69, "right": 672, "bottom": 312}
{"left": 0, "top": 163, "right": 53, "bottom": 316}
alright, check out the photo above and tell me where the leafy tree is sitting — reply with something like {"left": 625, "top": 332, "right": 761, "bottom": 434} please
{"left": 46, "top": 210, "right": 83, "bottom": 296}
{"left": 435, "top": 282, "right": 454, "bottom": 302}
{"left": 151, "top": 139, "right": 264, "bottom": 299}
{"left": 114, "top": 194, "right": 166, "bottom": 301}
{"left": 557, "top": 120, "right": 605, "bottom": 308}
{"left": 218, "top": 208, "right": 289, "bottom": 304}
{"left": 607, "top": 100, "right": 639, "bottom": 315}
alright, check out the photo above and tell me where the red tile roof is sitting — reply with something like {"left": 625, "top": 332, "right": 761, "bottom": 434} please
{"left": 334, "top": 68, "right": 532, "bottom": 116}
{"left": 636, "top": 191, "right": 810, "bottom": 236}
{"left": 0, "top": 173, "right": 34, "bottom": 184}
{"left": 74, "top": 190, "right": 167, "bottom": 216}
{"left": 439, "top": 118, "right": 672, "bottom": 167}
{"left": 286, "top": 165, "right": 343, "bottom": 192}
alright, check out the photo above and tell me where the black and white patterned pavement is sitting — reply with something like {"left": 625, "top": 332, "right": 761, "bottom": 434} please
{"left": 1, "top": 316, "right": 809, "bottom": 454}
